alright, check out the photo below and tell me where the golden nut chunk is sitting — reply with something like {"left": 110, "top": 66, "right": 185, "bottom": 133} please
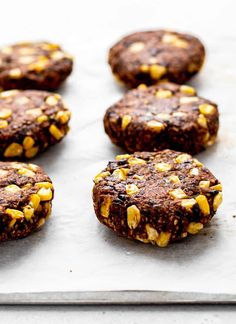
{"left": 37, "top": 218, "right": 46, "bottom": 228}
{"left": 137, "top": 84, "right": 147, "bottom": 90}
{"left": 175, "top": 153, "right": 191, "bottom": 163}
{"left": 162, "top": 33, "right": 188, "bottom": 48}
{"left": 146, "top": 224, "right": 159, "bottom": 242}
{"left": 23, "top": 136, "right": 35, "bottom": 150}
{"left": 37, "top": 115, "right": 48, "bottom": 123}
{"left": 169, "top": 188, "right": 187, "bottom": 199}
{"left": 5, "top": 208, "right": 24, "bottom": 219}
{"left": 181, "top": 198, "right": 196, "bottom": 210}
{"left": 172, "top": 111, "right": 186, "bottom": 118}
{"left": 199, "top": 104, "right": 215, "bottom": 115}
{"left": 126, "top": 184, "right": 139, "bottom": 196}
{"left": 36, "top": 182, "right": 53, "bottom": 189}
{"left": 140, "top": 64, "right": 149, "bottom": 73}
{"left": 211, "top": 183, "right": 222, "bottom": 191}
{"left": 133, "top": 174, "right": 144, "bottom": 180}
{"left": 8, "top": 68, "right": 22, "bottom": 78}
{"left": 180, "top": 85, "right": 196, "bottom": 95}
{"left": 168, "top": 175, "right": 180, "bottom": 184}
{"left": 29, "top": 194, "right": 40, "bottom": 210}
{"left": 25, "top": 147, "right": 39, "bottom": 158}
{"left": 180, "top": 96, "right": 199, "bottom": 104}
{"left": 197, "top": 114, "right": 208, "bottom": 128}
{"left": 26, "top": 108, "right": 42, "bottom": 117}
{"left": 112, "top": 168, "right": 129, "bottom": 181}
{"left": 121, "top": 115, "right": 132, "bottom": 130}
{"left": 100, "top": 196, "right": 112, "bottom": 218}
{"left": 156, "top": 113, "right": 170, "bottom": 121}
{"left": 0, "top": 108, "right": 12, "bottom": 119}
{"left": 149, "top": 64, "right": 167, "bottom": 80}
{"left": 94, "top": 171, "right": 110, "bottom": 184}
{"left": 213, "top": 192, "right": 223, "bottom": 211}
{"left": 0, "top": 90, "right": 19, "bottom": 98}
{"left": 50, "top": 51, "right": 65, "bottom": 60}
{"left": 45, "top": 95, "right": 59, "bottom": 106}
{"left": 195, "top": 195, "right": 210, "bottom": 215}
{"left": 146, "top": 120, "right": 165, "bottom": 132}
{"left": 115, "top": 154, "right": 131, "bottom": 161}
{"left": 128, "top": 157, "right": 146, "bottom": 165}
{"left": 189, "top": 168, "right": 199, "bottom": 176}
{"left": 23, "top": 206, "right": 34, "bottom": 221}
{"left": 5, "top": 184, "right": 21, "bottom": 193}
{"left": 56, "top": 111, "right": 71, "bottom": 124}
{"left": 199, "top": 180, "right": 210, "bottom": 188}
{"left": 18, "top": 56, "right": 35, "bottom": 64}
{"left": 37, "top": 187, "right": 53, "bottom": 201}
{"left": 155, "top": 89, "right": 172, "bottom": 99}
{"left": 18, "top": 167, "right": 35, "bottom": 177}
{"left": 187, "top": 222, "right": 203, "bottom": 234}
{"left": 127, "top": 205, "right": 141, "bottom": 229}
{"left": 4, "top": 143, "right": 23, "bottom": 157}
{"left": 156, "top": 231, "right": 171, "bottom": 247}
{"left": 155, "top": 162, "right": 172, "bottom": 172}
{"left": 49, "top": 124, "right": 64, "bottom": 140}
{"left": 193, "top": 158, "right": 203, "bottom": 167}
{"left": 0, "top": 120, "right": 8, "bottom": 128}
{"left": 129, "top": 42, "right": 145, "bottom": 53}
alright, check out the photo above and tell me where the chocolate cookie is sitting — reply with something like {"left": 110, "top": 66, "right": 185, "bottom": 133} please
{"left": 104, "top": 82, "right": 218, "bottom": 155}
{"left": 0, "top": 41, "right": 73, "bottom": 90}
{"left": 0, "top": 162, "right": 54, "bottom": 241}
{"left": 108, "top": 30, "right": 205, "bottom": 87}
{"left": 93, "top": 150, "right": 222, "bottom": 247}
{"left": 0, "top": 89, "right": 71, "bottom": 160}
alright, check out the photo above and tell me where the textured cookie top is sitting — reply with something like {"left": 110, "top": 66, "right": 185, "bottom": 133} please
{"left": 0, "top": 89, "right": 71, "bottom": 159}
{"left": 104, "top": 82, "right": 218, "bottom": 152}
{"left": 0, "top": 41, "right": 73, "bottom": 80}
{"left": 0, "top": 161, "right": 53, "bottom": 212}
{"left": 109, "top": 30, "right": 205, "bottom": 86}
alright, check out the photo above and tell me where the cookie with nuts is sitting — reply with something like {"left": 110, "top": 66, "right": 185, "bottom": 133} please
{"left": 0, "top": 162, "right": 54, "bottom": 241}
{"left": 93, "top": 150, "right": 222, "bottom": 247}
{"left": 108, "top": 30, "right": 205, "bottom": 87}
{"left": 0, "top": 89, "right": 71, "bottom": 160}
{"left": 0, "top": 41, "right": 73, "bottom": 90}
{"left": 104, "top": 82, "right": 218, "bottom": 154}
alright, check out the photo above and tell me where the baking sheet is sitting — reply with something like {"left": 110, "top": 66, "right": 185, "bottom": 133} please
{"left": 0, "top": 0, "right": 235, "bottom": 304}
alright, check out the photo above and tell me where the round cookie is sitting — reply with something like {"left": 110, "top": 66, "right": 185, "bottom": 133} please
{"left": 108, "top": 30, "right": 205, "bottom": 87}
{"left": 0, "top": 89, "right": 71, "bottom": 160}
{"left": 93, "top": 150, "right": 222, "bottom": 247}
{"left": 104, "top": 82, "right": 218, "bottom": 155}
{"left": 0, "top": 162, "right": 54, "bottom": 241}
{"left": 0, "top": 41, "right": 73, "bottom": 90}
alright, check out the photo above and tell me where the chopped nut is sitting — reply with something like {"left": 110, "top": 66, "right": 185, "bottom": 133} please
{"left": 5, "top": 208, "right": 24, "bottom": 219}
{"left": 172, "top": 111, "right": 186, "bottom": 117}
{"left": 213, "top": 192, "right": 223, "bottom": 211}
{"left": 28, "top": 56, "right": 49, "bottom": 72}
{"left": 23, "top": 136, "right": 35, "bottom": 150}
{"left": 197, "top": 114, "right": 208, "bottom": 128}
{"left": 49, "top": 124, "right": 64, "bottom": 140}
{"left": 199, "top": 180, "right": 210, "bottom": 188}
{"left": 94, "top": 171, "right": 110, "bottom": 183}
{"left": 155, "top": 162, "right": 171, "bottom": 172}
{"left": 127, "top": 205, "right": 141, "bottom": 229}
{"left": 100, "top": 197, "right": 112, "bottom": 218}
{"left": 112, "top": 168, "right": 129, "bottom": 180}
{"left": 4, "top": 143, "right": 23, "bottom": 157}
{"left": 169, "top": 188, "right": 187, "bottom": 199}
{"left": 18, "top": 167, "right": 35, "bottom": 177}
{"left": 126, "top": 184, "right": 139, "bottom": 196}
{"left": 37, "top": 218, "right": 46, "bottom": 228}
{"left": 187, "top": 222, "right": 203, "bottom": 234}
{"left": 133, "top": 174, "right": 144, "bottom": 180}
{"left": 162, "top": 33, "right": 188, "bottom": 48}
{"left": 0, "top": 108, "right": 12, "bottom": 119}
{"left": 156, "top": 113, "right": 170, "bottom": 120}
{"left": 181, "top": 198, "right": 196, "bottom": 210}
{"left": 189, "top": 168, "right": 199, "bottom": 176}
{"left": 193, "top": 158, "right": 203, "bottom": 167}
{"left": 210, "top": 183, "right": 222, "bottom": 191}
{"left": 121, "top": 115, "right": 132, "bottom": 130}
{"left": 195, "top": 195, "right": 210, "bottom": 215}
{"left": 44, "top": 202, "right": 52, "bottom": 219}
{"left": 18, "top": 56, "right": 35, "bottom": 64}
{"left": 147, "top": 120, "right": 165, "bottom": 132}
{"left": 203, "top": 132, "right": 210, "bottom": 143}
{"left": 156, "top": 231, "right": 171, "bottom": 247}
{"left": 23, "top": 205, "right": 34, "bottom": 221}
{"left": 25, "top": 147, "right": 39, "bottom": 158}
{"left": 46, "top": 95, "right": 59, "bottom": 106}
{"left": 129, "top": 42, "right": 144, "bottom": 53}
{"left": 205, "top": 136, "right": 216, "bottom": 147}
{"left": 155, "top": 89, "right": 172, "bottom": 99}
{"left": 15, "top": 96, "right": 30, "bottom": 105}
{"left": 149, "top": 64, "right": 166, "bottom": 79}
{"left": 175, "top": 153, "right": 191, "bottom": 163}
{"left": 0, "top": 120, "right": 8, "bottom": 128}
{"left": 140, "top": 64, "right": 149, "bottom": 73}
{"left": 180, "top": 85, "right": 196, "bottom": 95}
{"left": 36, "top": 182, "right": 53, "bottom": 189}
{"left": 146, "top": 224, "right": 159, "bottom": 242}
{"left": 199, "top": 104, "right": 215, "bottom": 115}
{"left": 37, "top": 114, "right": 48, "bottom": 123}
{"left": 115, "top": 154, "right": 130, "bottom": 160}
{"left": 5, "top": 184, "right": 21, "bottom": 193}
{"left": 56, "top": 110, "right": 71, "bottom": 124}
{"left": 168, "top": 175, "right": 180, "bottom": 184}
{"left": 9, "top": 68, "right": 22, "bottom": 78}
{"left": 29, "top": 194, "right": 40, "bottom": 210}
{"left": 180, "top": 96, "right": 199, "bottom": 104}
{"left": 0, "top": 90, "right": 19, "bottom": 98}
{"left": 128, "top": 157, "right": 146, "bottom": 165}
{"left": 137, "top": 84, "right": 147, "bottom": 90}
{"left": 8, "top": 219, "right": 16, "bottom": 228}
{"left": 50, "top": 51, "right": 65, "bottom": 60}
{"left": 26, "top": 108, "right": 42, "bottom": 117}
{"left": 28, "top": 163, "right": 38, "bottom": 172}
{"left": 37, "top": 187, "right": 53, "bottom": 201}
